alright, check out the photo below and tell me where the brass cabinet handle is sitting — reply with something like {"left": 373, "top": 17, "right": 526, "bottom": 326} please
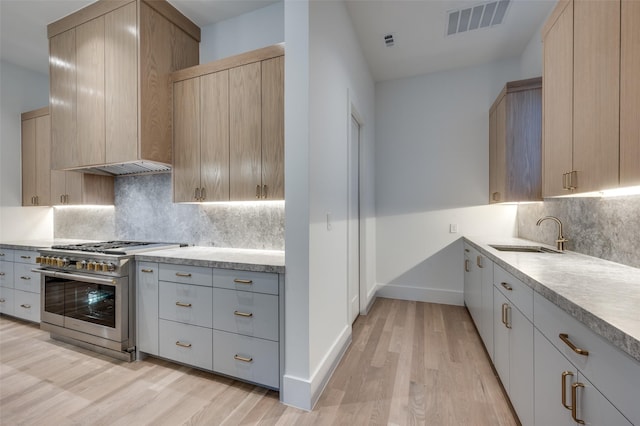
{"left": 0, "top": 272, "right": 5, "bottom": 276}
{"left": 569, "top": 171, "right": 578, "bottom": 190}
{"left": 571, "top": 382, "right": 586, "bottom": 424}
{"left": 233, "top": 279, "right": 253, "bottom": 285}
{"left": 262, "top": 184, "right": 267, "bottom": 199}
{"left": 140, "top": 269, "right": 153, "bottom": 273}
{"left": 464, "top": 259, "right": 470, "bottom": 272}
{"left": 561, "top": 371, "right": 574, "bottom": 410}
{"left": 0, "top": 253, "right": 4, "bottom": 256}
{"left": 492, "top": 192, "right": 500, "bottom": 201}
{"left": 20, "top": 255, "right": 31, "bottom": 259}
{"left": 201, "top": 187, "right": 206, "bottom": 201}
{"left": 175, "top": 272, "right": 192, "bottom": 277}
{"left": 36, "top": 196, "right": 39, "bottom": 205}
{"left": 195, "top": 187, "right": 200, "bottom": 201}
{"left": 234, "top": 354, "right": 253, "bottom": 363}
{"left": 476, "top": 255, "right": 483, "bottom": 268}
{"left": 20, "top": 276, "right": 31, "bottom": 280}
{"left": 20, "top": 304, "right": 31, "bottom": 309}
{"left": 0, "top": 298, "right": 5, "bottom": 303}
{"left": 562, "top": 172, "right": 568, "bottom": 190}
{"left": 175, "top": 341, "right": 192, "bottom": 348}
{"left": 501, "top": 282, "right": 512, "bottom": 291}
{"left": 501, "top": 303, "right": 511, "bottom": 329}
{"left": 175, "top": 301, "right": 192, "bottom": 308}
{"left": 559, "top": 333, "right": 589, "bottom": 356}
{"left": 464, "top": 249, "right": 469, "bottom": 253}
{"left": 234, "top": 310, "right": 253, "bottom": 317}
{"left": 256, "top": 185, "right": 261, "bottom": 199}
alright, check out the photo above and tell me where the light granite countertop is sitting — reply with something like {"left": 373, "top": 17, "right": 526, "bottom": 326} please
{"left": 464, "top": 236, "right": 640, "bottom": 363}
{"left": 135, "top": 246, "right": 285, "bottom": 274}
{"left": 0, "top": 239, "right": 98, "bottom": 251}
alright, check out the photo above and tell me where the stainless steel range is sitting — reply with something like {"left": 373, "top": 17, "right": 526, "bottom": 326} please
{"left": 34, "top": 241, "right": 181, "bottom": 361}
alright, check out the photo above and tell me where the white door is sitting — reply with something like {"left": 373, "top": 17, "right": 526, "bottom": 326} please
{"left": 348, "top": 115, "right": 360, "bottom": 324}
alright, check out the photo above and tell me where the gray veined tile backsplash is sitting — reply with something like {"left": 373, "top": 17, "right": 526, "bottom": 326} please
{"left": 517, "top": 194, "right": 640, "bottom": 268}
{"left": 54, "top": 173, "right": 285, "bottom": 250}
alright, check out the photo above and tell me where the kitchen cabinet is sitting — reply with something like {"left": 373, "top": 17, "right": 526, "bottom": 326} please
{"left": 137, "top": 262, "right": 159, "bottom": 356}
{"left": 489, "top": 78, "right": 542, "bottom": 203}
{"left": 171, "top": 45, "right": 284, "bottom": 202}
{"left": 49, "top": 0, "right": 200, "bottom": 173}
{"left": 11, "top": 250, "right": 41, "bottom": 323}
{"left": 21, "top": 107, "right": 51, "bottom": 206}
{"left": 51, "top": 170, "right": 114, "bottom": 205}
{"left": 493, "top": 267, "right": 534, "bottom": 426}
{"left": 543, "top": 0, "right": 636, "bottom": 195}
{"left": 463, "top": 244, "right": 494, "bottom": 360}
{"left": 0, "top": 249, "right": 15, "bottom": 316}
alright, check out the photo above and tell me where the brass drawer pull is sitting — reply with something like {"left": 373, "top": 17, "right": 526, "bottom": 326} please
{"left": 234, "top": 310, "right": 253, "bottom": 318}
{"left": 20, "top": 256, "right": 31, "bottom": 259}
{"left": 0, "top": 298, "right": 5, "bottom": 303}
{"left": 201, "top": 187, "right": 206, "bottom": 200}
{"left": 20, "top": 276, "right": 31, "bottom": 280}
{"left": 464, "top": 249, "right": 469, "bottom": 253}
{"left": 476, "top": 255, "right": 483, "bottom": 268}
{"left": 0, "top": 253, "right": 5, "bottom": 256}
{"left": 559, "top": 333, "right": 589, "bottom": 356}
{"left": 464, "top": 259, "right": 469, "bottom": 272}
{"left": 175, "top": 301, "right": 192, "bottom": 308}
{"left": 571, "top": 382, "right": 585, "bottom": 424}
{"left": 234, "top": 354, "right": 253, "bottom": 363}
{"left": 175, "top": 341, "right": 192, "bottom": 348}
{"left": 501, "top": 282, "right": 512, "bottom": 291}
{"left": 175, "top": 272, "right": 192, "bottom": 277}
{"left": 501, "top": 303, "right": 511, "bottom": 329}
{"left": 561, "top": 371, "right": 574, "bottom": 410}
{"left": 234, "top": 279, "right": 253, "bottom": 285}
{"left": 262, "top": 184, "right": 267, "bottom": 199}
{"left": 256, "top": 185, "right": 261, "bottom": 199}
{"left": 0, "top": 272, "right": 5, "bottom": 276}
{"left": 141, "top": 268, "right": 154, "bottom": 273}
{"left": 20, "top": 304, "right": 31, "bottom": 309}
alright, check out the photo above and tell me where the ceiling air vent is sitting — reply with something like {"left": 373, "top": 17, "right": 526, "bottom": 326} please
{"left": 383, "top": 33, "right": 396, "bottom": 47}
{"left": 446, "top": 0, "right": 510, "bottom": 36}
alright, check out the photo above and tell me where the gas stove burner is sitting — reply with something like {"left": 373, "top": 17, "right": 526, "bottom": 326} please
{"left": 50, "top": 241, "right": 184, "bottom": 255}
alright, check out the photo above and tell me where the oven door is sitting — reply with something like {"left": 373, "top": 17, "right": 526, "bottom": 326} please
{"left": 38, "top": 270, "right": 128, "bottom": 343}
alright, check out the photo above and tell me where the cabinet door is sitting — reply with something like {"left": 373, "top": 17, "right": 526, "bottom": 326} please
{"left": 21, "top": 118, "right": 37, "bottom": 205}
{"left": 173, "top": 78, "right": 201, "bottom": 202}
{"left": 542, "top": 1, "right": 573, "bottom": 197}
{"left": 230, "top": 62, "right": 261, "bottom": 200}
{"left": 35, "top": 114, "right": 51, "bottom": 206}
{"left": 493, "top": 288, "right": 510, "bottom": 391}
{"left": 201, "top": 70, "right": 230, "bottom": 202}
{"left": 573, "top": 0, "right": 620, "bottom": 193}
{"left": 479, "top": 256, "right": 494, "bottom": 361}
{"left": 65, "top": 172, "right": 83, "bottom": 205}
{"left": 0, "top": 287, "right": 15, "bottom": 316}
{"left": 576, "top": 373, "right": 632, "bottom": 426}
{"left": 509, "top": 301, "right": 534, "bottom": 426}
{"left": 534, "top": 329, "right": 575, "bottom": 426}
{"left": 50, "top": 170, "right": 66, "bottom": 205}
{"left": 75, "top": 16, "right": 105, "bottom": 167}
{"left": 137, "top": 262, "right": 159, "bottom": 355}
{"left": 81, "top": 174, "right": 114, "bottom": 205}
{"left": 50, "top": 29, "right": 76, "bottom": 170}
{"left": 494, "top": 96, "right": 507, "bottom": 202}
{"left": 261, "top": 56, "right": 284, "bottom": 200}
{"left": 620, "top": 0, "right": 640, "bottom": 187}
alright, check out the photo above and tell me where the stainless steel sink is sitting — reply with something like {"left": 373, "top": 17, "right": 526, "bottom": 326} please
{"left": 489, "top": 244, "right": 562, "bottom": 254}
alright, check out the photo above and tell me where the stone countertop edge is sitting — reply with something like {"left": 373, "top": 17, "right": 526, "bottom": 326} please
{"left": 0, "top": 239, "right": 99, "bottom": 251}
{"left": 135, "top": 246, "right": 285, "bottom": 274}
{"left": 463, "top": 236, "right": 640, "bottom": 363}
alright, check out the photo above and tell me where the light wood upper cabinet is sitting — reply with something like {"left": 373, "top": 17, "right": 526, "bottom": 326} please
{"left": 21, "top": 108, "right": 51, "bottom": 206}
{"left": 49, "top": 0, "right": 200, "bottom": 172}
{"left": 51, "top": 170, "right": 114, "bottom": 206}
{"left": 489, "top": 78, "right": 542, "bottom": 203}
{"left": 172, "top": 44, "right": 284, "bottom": 203}
{"left": 620, "top": 0, "right": 640, "bottom": 187}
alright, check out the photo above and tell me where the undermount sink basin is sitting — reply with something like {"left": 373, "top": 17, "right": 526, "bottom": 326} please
{"left": 489, "top": 244, "right": 562, "bottom": 254}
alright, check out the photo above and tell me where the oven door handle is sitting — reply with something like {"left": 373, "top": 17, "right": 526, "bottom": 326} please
{"left": 32, "top": 268, "right": 118, "bottom": 286}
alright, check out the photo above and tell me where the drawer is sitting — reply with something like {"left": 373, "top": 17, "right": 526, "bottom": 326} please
{"left": 14, "top": 263, "right": 40, "bottom": 293}
{"left": 159, "top": 281, "right": 213, "bottom": 328}
{"left": 13, "top": 289, "right": 40, "bottom": 322}
{"left": 0, "top": 248, "right": 15, "bottom": 262}
{"left": 159, "top": 264, "right": 212, "bottom": 287}
{"left": 159, "top": 319, "right": 213, "bottom": 371}
{"left": 213, "top": 269, "right": 278, "bottom": 295}
{"left": 213, "top": 288, "right": 279, "bottom": 341}
{"left": 14, "top": 250, "right": 39, "bottom": 265}
{"left": 0, "top": 287, "right": 15, "bottom": 316}
{"left": 0, "top": 261, "right": 14, "bottom": 288}
{"left": 494, "top": 265, "right": 533, "bottom": 321}
{"left": 213, "top": 330, "right": 279, "bottom": 389}
{"left": 534, "top": 293, "right": 640, "bottom": 426}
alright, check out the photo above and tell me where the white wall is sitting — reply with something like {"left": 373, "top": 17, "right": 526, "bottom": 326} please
{"left": 520, "top": 18, "right": 545, "bottom": 79}
{"left": 200, "top": 2, "right": 284, "bottom": 63}
{"left": 0, "top": 60, "right": 53, "bottom": 241}
{"left": 374, "top": 59, "right": 522, "bottom": 305}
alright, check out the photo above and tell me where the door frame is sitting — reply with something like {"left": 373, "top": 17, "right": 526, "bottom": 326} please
{"left": 348, "top": 98, "right": 364, "bottom": 323}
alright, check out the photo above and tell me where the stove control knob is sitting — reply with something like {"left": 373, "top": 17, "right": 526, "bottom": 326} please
{"left": 36, "top": 256, "right": 43, "bottom": 264}
{"left": 61, "top": 258, "right": 70, "bottom": 267}
{"left": 97, "top": 262, "right": 105, "bottom": 271}
{"left": 47, "top": 257, "right": 55, "bottom": 265}
{"left": 56, "top": 258, "right": 64, "bottom": 267}
{"left": 77, "top": 260, "right": 87, "bottom": 270}
{"left": 100, "top": 263, "right": 109, "bottom": 272}
{"left": 106, "top": 263, "right": 116, "bottom": 272}
{"left": 87, "top": 261, "right": 96, "bottom": 271}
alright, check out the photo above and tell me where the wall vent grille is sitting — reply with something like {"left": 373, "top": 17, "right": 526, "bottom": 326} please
{"left": 446, "top": 0, "right": 510, "bottom": 36}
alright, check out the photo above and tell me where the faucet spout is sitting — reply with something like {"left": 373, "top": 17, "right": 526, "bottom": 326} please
{"left": 536, "top": 216, "right": 568, "bottom": 251}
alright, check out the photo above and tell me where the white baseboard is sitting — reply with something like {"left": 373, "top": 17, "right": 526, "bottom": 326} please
{"left": 375, "top": 283, "right": 464, "bottom": 306}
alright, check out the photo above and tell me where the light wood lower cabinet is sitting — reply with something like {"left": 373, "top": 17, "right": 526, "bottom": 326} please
{"left": 21, "top": 108, "right": 51, "bottom": 206}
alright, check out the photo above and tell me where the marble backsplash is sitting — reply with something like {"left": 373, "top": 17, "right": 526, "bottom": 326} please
{"left": 54, "top": 173, "right": 285, "bottom": 250}
{"left": 517, "top": 194, "right": 640, "bottom": 268}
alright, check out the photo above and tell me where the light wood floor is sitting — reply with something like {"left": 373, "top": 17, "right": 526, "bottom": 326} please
{"left": 0, "top": 298, "right": 517, "bottom": 425}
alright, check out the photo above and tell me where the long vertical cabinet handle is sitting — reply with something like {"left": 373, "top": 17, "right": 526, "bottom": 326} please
{"left": 561, "top": 371, "right": 574, "bottom": 410}
{"left": 476, "top": 255, "right": 483, "bottom": 268}
{"left": 195, "top": 188, "right": 200, "bottom": 201}
{"left": 201, "top": 187, "right": 206, "bottom": 201}
{"left": 571, "top": 382, "right": 586, "bottom": 424}
{"left": 501, "top": 303, "right": 507, "bottom": 326}
{"left": 464, "top": 259, "right": 470, "bottom": 272}
{"left": 262, "top": 184, "right": 267, "bottom": 199}
{"left": 256, "top": 185, "right": 261, "bottom": 199}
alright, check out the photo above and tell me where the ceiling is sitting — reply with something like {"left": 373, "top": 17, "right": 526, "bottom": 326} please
{"left": 0, "top": 0, "right": 555, "bottom": 82}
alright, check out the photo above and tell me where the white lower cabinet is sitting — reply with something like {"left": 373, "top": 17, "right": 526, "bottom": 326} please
{"left": 13, "top": 289, "right": 40, "bottom": 322}
{"left": 137, "top": 262, "right": 159, "bottom": 356}
{"left": 463, "top": 243, "right": 494, "bottom": 360}
{"left": 9, "top": 250, "right": 40, "bottom": 323}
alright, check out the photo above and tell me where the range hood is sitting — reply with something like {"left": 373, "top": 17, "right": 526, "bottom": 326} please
{"left": 67, "top": 161, "right": 172, "bottom": 176}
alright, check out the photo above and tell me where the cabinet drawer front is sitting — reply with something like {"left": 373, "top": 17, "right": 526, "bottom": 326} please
{"left": 159, "top": 319, "right": 213, "bottom": 371}
{"left": 0, "top": 261, "right": 14, "bottom": 288}
{"left": 534, "top": 293, "right": 640, "bottom": 425}
{"left": 212, "top": 288, "right": 278, "bottom": 341}
{"left": 0, "top": 287, "right": 15, "bottom": 316}
{"left": 213, "top": 330, "right": 279, "bottom": 389}
{"left": 13, "top": 289, "right": 40, "bottom": 322}
{"left": 159, "top": 264, "right": 213, "bottom": 287}
{"left": 159, "top": 281, "right": 213, "bottom": 328}
{"left": 213, "top": 269, "right": 278, "bottom": 295}
{"left": 14, "top": 263, "right": 41, "bottom": 293}
{"left": 0, "top": 249, "right": 15, "bottom": 262}
{"left": 14, "top": 250, "right": 39, "bottom": 265}
{"left": 494, "top": 265, "right": 533, "bottom": 321}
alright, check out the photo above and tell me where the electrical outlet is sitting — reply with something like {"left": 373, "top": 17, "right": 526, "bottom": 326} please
{"left": 449, "top": 223, "right": 458, "bottom": 233}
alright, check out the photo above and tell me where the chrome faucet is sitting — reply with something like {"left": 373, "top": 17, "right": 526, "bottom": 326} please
{"left": 536, "top": 216, "right": 568, "bottom": 251}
